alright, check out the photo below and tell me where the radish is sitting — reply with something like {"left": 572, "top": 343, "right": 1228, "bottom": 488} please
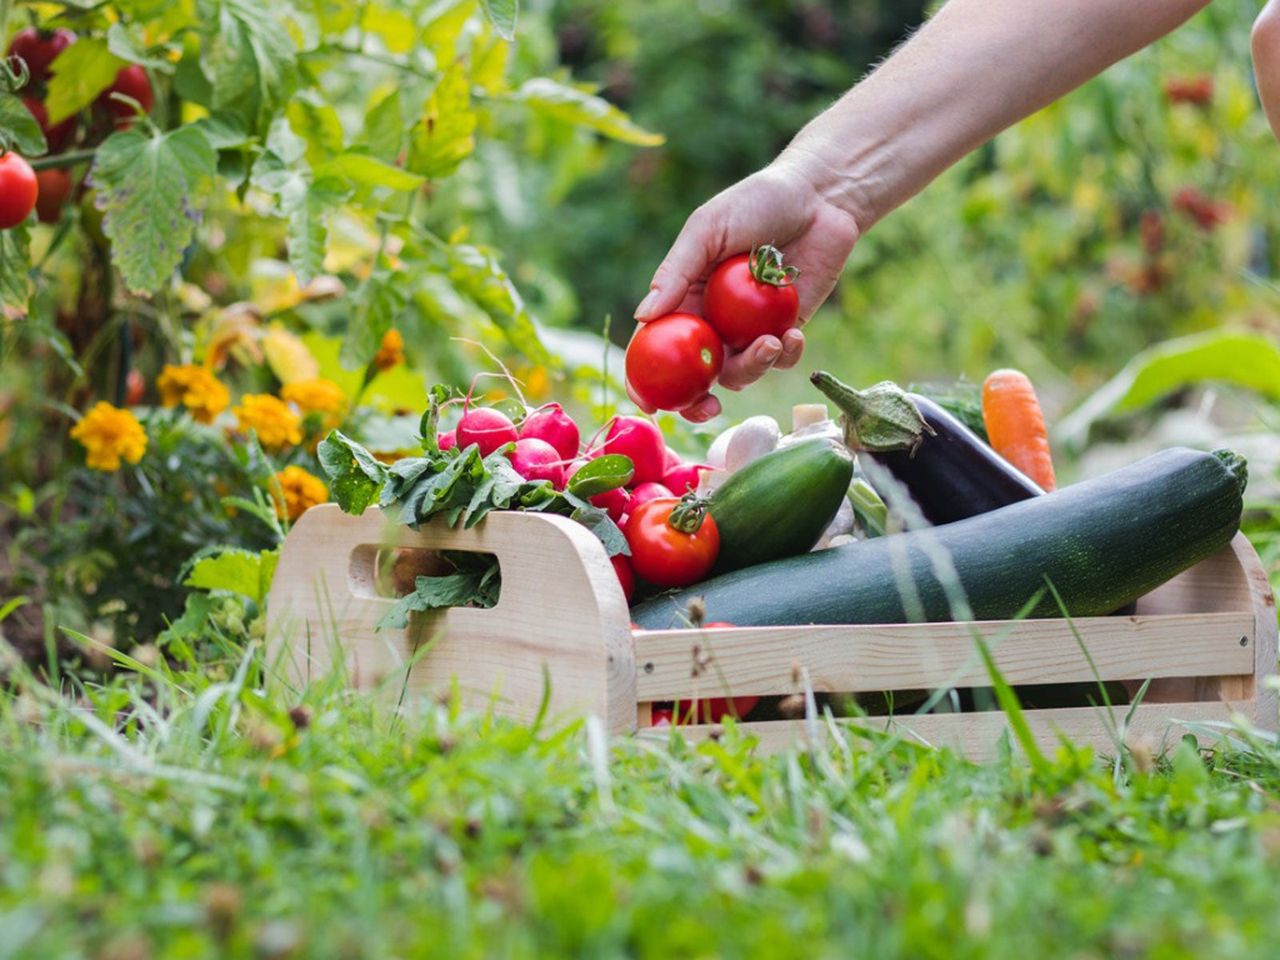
{"left": 628, "top": 481, "right": 672, "bottom": 513}
{"left": 592, "top": 485, "right": 631, "bottom": 522}
{"left": 601, "top": 416, "right": 665, "bottom": 485}
{"left": 438, "top": 428, "right": 457, "bottom": 451}
{"left": 663, "top": 463, "right": 710, "bottom": 496}
{"left": 663, "top": 446, "right": 683, "bottom": 472}
{"left": 456, "top": 407, "right": 517, "bottom": 456}
{"left": 519, "top": 402, "right": 580, "bottom": 461}
{"left": 611, "top": 554, "right": 635, "bottom": 602}
{"left": 508, "top": 437, "right": 566, "bottom": 488}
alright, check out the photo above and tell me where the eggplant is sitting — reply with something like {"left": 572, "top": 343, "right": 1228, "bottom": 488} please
{"left": 811, "top": 372, "right": 1042, "bottom": 525}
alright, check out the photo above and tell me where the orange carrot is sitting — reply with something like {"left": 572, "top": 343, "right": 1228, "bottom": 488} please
{"left": 981, "top": 369, "right": 1056, "bottom": 491}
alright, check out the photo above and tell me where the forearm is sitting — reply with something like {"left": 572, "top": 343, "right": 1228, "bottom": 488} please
{"left": 782, "top": 0, "right": 1212, "bottom": 228}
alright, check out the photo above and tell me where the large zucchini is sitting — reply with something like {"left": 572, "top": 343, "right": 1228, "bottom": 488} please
{"left": 632, "top": 447, "right": 1245, "bottom": 629}
{"left": 708, "top": 438, "right": 854, "bottom": 574}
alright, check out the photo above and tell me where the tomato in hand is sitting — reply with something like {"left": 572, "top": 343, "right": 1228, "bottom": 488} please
{"left": 624, "top": 494, "right": 719, "bottom": 588}
{"left": 625, "top": 312, "right": 724, "bottom": 412}
{"left": 0, "top": 153, "right": 39, "bottom": 230}
{"left": 34, "top": 168, "right": 72, "bottom": 224}
{"left": 703, "top": 244, "right": 800, "bottom": 351}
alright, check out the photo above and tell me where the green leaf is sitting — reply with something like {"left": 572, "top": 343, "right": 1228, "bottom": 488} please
{"left": 200, "top": 0, "right": 299, "bottom": 131}
{"left": 185, "top": 547, "right": 280, "bottom": 606}
{"left": 193, "top": 111, "right": 253, "bottom": 150}
{"left": 445, "top": 244, "right": 550, "bottom": 365}
{"left": 341, "top": 264, "right": 409, "bottom": 368}
{"left": 251, "top": 122, "right": 336, "bottom": 283}
{"left": 569, "top": 503, "right": 629, "bottom": 557}
{"left": 315, "top": 152, "right": 425, "bottom": 192}
{"left": 318, "top": 431, "right": 389, "bottom": 514}
{"left": 360, "top": 89, "right": 405, "bottom": 164}
{"left": 0, "top": 228, "right": 30, "bottom": 308}
{"left": 45, "top": 38, "right": 125, "bottom": 125}
{"left": 480, "top": 0, "right": 519, "bottom": 40}
{"left": 1059, "top": 330, "right": 1280, "bottom": 449}
{"left": 376, "top": 563, "right": 500, "bottom": 631}
{"left": 407, "top": 65, "right": 476, "bottom": 179}
{"left": 90, "top": 126, "right": 218, "bottom": 293}
{"left": 0, "top": 93, "right": 47, "bottom": 155}
{"left": 511, "top": 78, "right": 664, "bottom": 147}
{"left": 106, "top": 23, "right": 174, "bottom": 71}
{"left": 566, "top": 455, "right": 634, "bottom": 498}
{"left": 286, "top": 94, "right": 346, "bottom": 166}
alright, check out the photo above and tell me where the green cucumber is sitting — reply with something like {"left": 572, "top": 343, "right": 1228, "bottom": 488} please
{"left": 633, "top": 447, "right": 1245, "bottom": 629}
{"left": 708, "top": 438, "right": 854, "bottom": 575}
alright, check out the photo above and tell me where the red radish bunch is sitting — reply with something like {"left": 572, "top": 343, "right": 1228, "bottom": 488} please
{"left": 663, "top": 462, "right": 709, "bottom": 495}
{"left": 611, "top": 554, "right": 635, "bottom": 602}
{"left": 508, "top": 437, "right": 566, "bottom": 488}
{"left": 455, "top": 407, "right": 518, "bottom": 456}
{"left": 519, "top": 403, "right": 579, "bottom": 461}
{"left": 628, "top": 482, "right": 672, "bottom": 512}
{"left": 600, "top": 416, "right": 665, "bottom": 485}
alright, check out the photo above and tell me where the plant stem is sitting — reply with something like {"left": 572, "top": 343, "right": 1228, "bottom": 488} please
{"left": 30, "top": 149, "right": 97, "bottom": 171}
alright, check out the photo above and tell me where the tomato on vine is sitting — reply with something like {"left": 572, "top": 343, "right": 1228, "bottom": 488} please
{"left": 35, "top": 169, "right": 73, "bottom": 224}
{"left": 0, "top": 153, "right": 39, "bottom": 230}
{"left": 624, "top": 493, "right": 719, "bottom": 588}
{"left": 7, "top": 28, "right": 75, "bottom": 83}
{"left": 703, "top": 244, "right": 801, "bottom": 351}
{"left": 624, "top": 312, "right": 724, "bottom": 412}
{"left": 99, "top": 65, "right": 154, "bottom": 124}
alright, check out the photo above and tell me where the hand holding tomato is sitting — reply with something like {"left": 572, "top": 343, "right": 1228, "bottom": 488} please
{"left": 630, "top": 160, "right": 861, "bottom": 421}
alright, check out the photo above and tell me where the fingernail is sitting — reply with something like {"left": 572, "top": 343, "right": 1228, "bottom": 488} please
{"left": 634, "top": 290, "right": 659, "bottom": 319}
{"left": 759, "top": 339, "right": 782, "bottom": 363}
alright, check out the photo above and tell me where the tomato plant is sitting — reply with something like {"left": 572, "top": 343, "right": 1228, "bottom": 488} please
{"left": 624, "top": 312, "right": 723, "bottom": 411}
{"left": 624, "top": 494, "right": 719, "bottom": 587}
{"left": 703, "top": 244, "right": 800, "bottom": 351}
{"left": 0, "top": 152, "right": 37, "bottom": 228}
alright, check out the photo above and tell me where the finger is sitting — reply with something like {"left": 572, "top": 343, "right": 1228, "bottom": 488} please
{"left": 719, "top": 336, "right": 783, "bottom": 390}
{"left": 636, "top": 208, "right": 723, "bottom": 321}
{"left": 772, "top": 329, "right": 806, "bottom": 370}
{"left": 681, "top": 393, "right": 721, "bottom": 423}
{"left": 625, "top": 379, "right": 657, "bottom": 415}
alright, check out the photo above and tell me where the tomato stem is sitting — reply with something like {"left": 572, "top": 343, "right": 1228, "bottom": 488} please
{"left": 666, "top": 492, "right": 711, "bottom": 534}
{"left": 749, "top": 243, "right": 800, "bottom": 287}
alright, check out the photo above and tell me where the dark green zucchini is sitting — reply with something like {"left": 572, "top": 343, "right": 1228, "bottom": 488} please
{"left": 632, "top": 447, "right": 1245, "bottom": 629}
{"left": 709, "top": 438, "right": 854, "bottom": 574}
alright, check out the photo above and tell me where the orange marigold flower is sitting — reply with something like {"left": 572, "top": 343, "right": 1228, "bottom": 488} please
{"left": 374, "top": 328, "right": 404, "bottom": 371}
{"left": 281, "top": 378, "right": 347, "bottom": 421}
{"left": 272, "top": 465, "right": 329, "bottom": 521}
{"left": 156, "top": 364, "right": 230, "bottom": 424}
{"left": 70, "top": 402, "right": 148, "bottom": 471}
{"left": 233, "top": 394, "right": 303, "bottom": 449}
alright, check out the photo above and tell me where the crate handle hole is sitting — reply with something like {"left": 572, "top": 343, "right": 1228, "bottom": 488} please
{"left": 349, "top": 544, "right": 503, "bottom": 606}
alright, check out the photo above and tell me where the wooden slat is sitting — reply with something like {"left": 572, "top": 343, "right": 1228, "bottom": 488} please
{"left": 633, "top": 612, "right": 1255, "bottom": 700}
{"left": 636, "top": 701, "right": 1241, "bottom": 761}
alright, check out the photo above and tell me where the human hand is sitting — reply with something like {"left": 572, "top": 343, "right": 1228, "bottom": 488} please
{"left": 627, "top": 154, "right": 862, "bottom": 422}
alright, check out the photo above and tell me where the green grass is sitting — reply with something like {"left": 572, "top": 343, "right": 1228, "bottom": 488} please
{"left": 2, "top": 636, "right": 1280, "bottom": 959}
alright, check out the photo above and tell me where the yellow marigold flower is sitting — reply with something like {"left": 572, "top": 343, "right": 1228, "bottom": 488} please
{"left": 281, "top": 378, "right": 346, "bottom": 419}
{"left": 70, "top": 402, "right": 148, "bottom": 472}
{"left": 374, "top": 328, "right": 404, "bottom": 372}
{"left": 273, "top": 466, "right": 329, "bottom": 521}
{"left": 233, "top": 394, "right": 302, "bottom": 449}
{"left": 156, "top": 364, "right": 230, "bottom": 424}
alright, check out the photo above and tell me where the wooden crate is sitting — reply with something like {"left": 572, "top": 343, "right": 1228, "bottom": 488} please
{"left": 266, "top": 505, "right": 1278, "bottom": 759}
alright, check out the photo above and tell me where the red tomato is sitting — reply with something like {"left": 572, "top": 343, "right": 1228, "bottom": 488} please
{"left": 8, "top": 28, "right": 75, "bottom": 83}
{"left": 100, "top": 65, "right": 154, "bottom": 122}
{"left": 611, "top": 554, "right": 635, "bottom": 602}
{"left": 703, "top": 245, "right": 800, "bottom": 351}
{"left": 625, "top": 312, "right": 724, "bottom": 412}
{"left": 624, "top": 496, "right": 718, "bottom": 588}
{"left": 0, "top": 153, "right": 39, "bottom": 230}
{"left": 34, "top": 168, "right": 72, "bottom": 223}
